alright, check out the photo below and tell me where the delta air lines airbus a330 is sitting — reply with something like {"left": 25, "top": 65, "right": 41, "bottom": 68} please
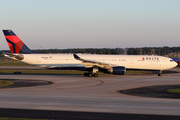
{"left": 2, "top": 30, "right": 177, "bottom": 77}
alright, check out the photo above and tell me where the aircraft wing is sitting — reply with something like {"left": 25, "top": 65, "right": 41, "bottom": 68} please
{"left": 73, "top": 54, "right": 116, "bottom": 69}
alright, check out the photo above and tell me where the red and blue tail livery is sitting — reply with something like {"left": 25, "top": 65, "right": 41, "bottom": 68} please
{"left": 2, "top": 30, "right": 33, "bottom": 54}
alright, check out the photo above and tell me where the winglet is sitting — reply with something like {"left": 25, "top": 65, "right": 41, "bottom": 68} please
{"left": 73, "top": 54, "right": 81, "bottom": 60}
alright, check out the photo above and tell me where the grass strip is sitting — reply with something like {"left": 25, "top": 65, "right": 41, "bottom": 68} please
{"left": 0, "top": 70, "right": 152, "bottom": 75}
{"left": 0, "top": 62, "right": 31, "bottom": 66}
{"left": 0, "top": 80, "right": 14, "bottom": 86}
{"left": 0, "top": 70, "right": 85, "bottom": 75}
{"left": 126, "top": 70, "right": 152, "bottom": 74}
{"left": 0, "top": 118, "right": 53, "bottom": 120}
{"left": 167, "top": 88, "right": 180, "bottom": 95}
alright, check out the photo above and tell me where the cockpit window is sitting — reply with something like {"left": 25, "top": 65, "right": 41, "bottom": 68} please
{"left": 170, "top": 60, "right": 174, "bottom": 62}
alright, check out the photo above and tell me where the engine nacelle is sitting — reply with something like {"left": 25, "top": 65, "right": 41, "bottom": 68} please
{"left": 109, "top": 66, "right": 126, "bottom": 75}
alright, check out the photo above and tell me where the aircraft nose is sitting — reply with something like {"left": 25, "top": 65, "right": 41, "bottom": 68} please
{"left": 173, "top": 61, "right": 178, "bottom": 67}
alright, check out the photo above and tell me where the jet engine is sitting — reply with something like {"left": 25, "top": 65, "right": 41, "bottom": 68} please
{"left": 105, "top": 66, "right": 126, "bottom": 75}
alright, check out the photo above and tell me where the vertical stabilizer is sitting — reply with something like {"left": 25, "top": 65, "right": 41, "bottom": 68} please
{"left": 2, "top": 30, "right": 34, "bottom": 54}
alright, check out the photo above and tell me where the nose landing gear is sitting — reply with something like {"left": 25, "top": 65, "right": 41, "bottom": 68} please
{"left": 158, "top": 70, "right": 162, "bottom": 76}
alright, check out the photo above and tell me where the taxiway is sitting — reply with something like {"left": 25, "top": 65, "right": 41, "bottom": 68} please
{"left": 0, "top": 68, "right": 180, "bottom": 117}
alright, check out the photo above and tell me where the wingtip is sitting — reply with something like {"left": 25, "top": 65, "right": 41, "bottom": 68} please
{"left": 73, "top": 54, "right": 81, "bottom": 60}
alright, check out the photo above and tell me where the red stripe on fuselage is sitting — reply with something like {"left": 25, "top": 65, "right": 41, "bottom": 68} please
{"left": 5, "top": 35, "right": 24, "bottom": 54}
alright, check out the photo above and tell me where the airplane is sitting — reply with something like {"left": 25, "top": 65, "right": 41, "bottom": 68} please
{"left": 2, "top": 30, "right": 177, "bottom": 77}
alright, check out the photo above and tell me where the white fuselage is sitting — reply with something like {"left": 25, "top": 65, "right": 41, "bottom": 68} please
{"left": 17, "top": 54, "right": 177, "bottom": 71}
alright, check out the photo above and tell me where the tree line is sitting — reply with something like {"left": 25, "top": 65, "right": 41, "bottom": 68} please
{"left": 1, "top": 46, "right": 180, "bottom": 56}
{"left": 33, "top": 48, "right": 123, "bottom": 54}
{"left": 127, "top": 46, "right": 177, "bottom": 56}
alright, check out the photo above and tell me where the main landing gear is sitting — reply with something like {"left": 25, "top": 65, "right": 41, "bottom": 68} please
{"left": 84, "top": 67, "right": 99, "bottom": 77}
{"left": 84, "top": 72, "right": 98, "bottom": 77}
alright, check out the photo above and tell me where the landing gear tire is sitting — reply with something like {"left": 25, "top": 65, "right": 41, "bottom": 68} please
{"left": 93, "top": 73, "right": 98, "bottom": 77}
{"left": 158, "top": 73, "right": 161, "bottom": 76}
{"left": 158, "top": 71, "right": 162, "bottom": 76}
{"left": 84, "top": 72, "right": 98, "bottom": 77}
{"left": 84, "top": 73, "right": 88, "bottom": 76}
{"left": 88, "top": 73, "right": 93, "bottom": 77}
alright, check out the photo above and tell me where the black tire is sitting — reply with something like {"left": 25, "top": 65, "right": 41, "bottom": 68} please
{"left": 88, "top": 73, "right": 93, "bottom": 77}
{"left": 158, "top": 73, "right": 161, "bottom": 76}
{"left": 93, "top": 73, "right": 98, "bottom": 77}
{"left": 84, "top": 73, "right": 88, "bottom": 76}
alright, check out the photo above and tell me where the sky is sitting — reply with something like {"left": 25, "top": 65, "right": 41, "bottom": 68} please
{"left": 0, "top": 0, "right": 180, "bottom": 50}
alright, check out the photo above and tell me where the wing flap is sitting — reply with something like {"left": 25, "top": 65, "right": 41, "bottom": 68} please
{"left": 73, "top": 54, "right": 114, "bottom": 69}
